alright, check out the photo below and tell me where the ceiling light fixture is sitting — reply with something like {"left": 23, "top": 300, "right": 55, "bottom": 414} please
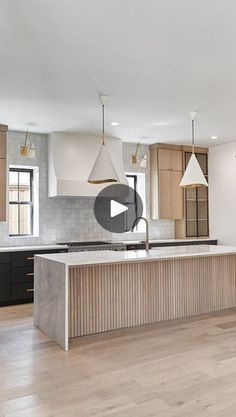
{"left": 180, "top": 112, "right": 208, "bottom": 188}
{"left": 152, "top": 122, "right": 169, "bottom": 127}
{"left": 20, "top": 130, "right": 36, "bottom": 158}
{"left": 139, "top": 154, "right": 148, "bottom": 168}
{"left": 111, "top": 121, "right": 120, "bottom": 126}
{"left": 132, "top": 143, "right": 148, "bottom": 168}
{"left": 211, "top": 136, "right": 218, "bottom": 140}
{"left": 88, "top": 95, "right": 119, "bottom": 184}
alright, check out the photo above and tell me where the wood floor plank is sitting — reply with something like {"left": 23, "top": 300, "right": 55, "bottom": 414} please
{"left": 1, "top": 304, "right": 236, "bottom": 416}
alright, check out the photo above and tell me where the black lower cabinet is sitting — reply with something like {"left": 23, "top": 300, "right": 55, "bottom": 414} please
{"left": 11, "top": 266, "right": 34, "bottom": 284}
{"left": 11, "top": 266, "right": 34, "bottom": 302}
{"left": 0, "top": 263, "right": 11, "bottom": 303}
{"left": 0, "top": 253, "right": 11, "bottom": 303}
{"left": 0, "top": 248, "right": 67, "bottom": 306}
{"left": 11, "top": 282, "right": 34, "bottom": 301}
{"left": 126, "top": 239, "right": 218, "bottom": 251}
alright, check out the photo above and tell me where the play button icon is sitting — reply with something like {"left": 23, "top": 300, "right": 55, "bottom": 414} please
{"left": 94, "top": 183, "right": 143, "bottom": 233}
{"left": 110, "top": 200, "right": 128, "bottom": 218}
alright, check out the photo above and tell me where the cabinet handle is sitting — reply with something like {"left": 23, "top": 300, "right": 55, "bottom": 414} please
{"left": 26, "top": 288, "right": 34, "bottom": 292}
{"left": 26, "top": 272, "right": 34, "bottom": 277}
{"left": 27, "top": 257, "right": 34, "bottom": 260}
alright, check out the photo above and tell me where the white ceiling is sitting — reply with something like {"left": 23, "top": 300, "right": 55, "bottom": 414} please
{"left": 1, "top": 0, "right": 236, "bottom": 145}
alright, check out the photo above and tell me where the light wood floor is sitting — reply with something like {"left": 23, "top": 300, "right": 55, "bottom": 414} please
{"left": 1, "top": 306, "right": 236, "bottom": 417}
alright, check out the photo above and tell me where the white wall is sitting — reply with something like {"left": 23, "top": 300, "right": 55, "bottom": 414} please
{"left": 209, "top": 142, "right": 236, "bottom": 245}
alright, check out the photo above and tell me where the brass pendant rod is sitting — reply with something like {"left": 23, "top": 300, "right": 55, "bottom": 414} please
{"left": 192, "top": 119, "right": 195, "bottom": 154}
{"left": 24, "top": 130, "right": 29, "bottom": 147}
{"left": 135, "top": 143, "right": 140, "bottom": 158}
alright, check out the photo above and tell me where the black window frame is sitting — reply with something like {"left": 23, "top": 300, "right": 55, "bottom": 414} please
{"left": 126, "top": 174, "right": 138, "bottom": 232}
{"left": 9, "top": 167, "right": 34, "bottom": 237}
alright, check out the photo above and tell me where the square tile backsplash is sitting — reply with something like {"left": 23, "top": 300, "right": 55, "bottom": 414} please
{"left": 0, "top": 131, "right": 174, "bottom": 246}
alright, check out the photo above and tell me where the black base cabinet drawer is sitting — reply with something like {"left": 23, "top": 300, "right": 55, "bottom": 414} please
{"left": 0, "top": 248, "right": 68, "bottom": 305}
{"left": 0, "top": 264, "right": 10, "bottom": 303}
{"left": 11, "top": 252, "right": 35, "bottom": 268}
{"left": 11, "top": 267, "right": 34, "bottom": 284}
{"left": 11, "top": 249, "right": 68, "bottom": 268}
{"left": 0, "top": 253, "right": 10, "bottom": 264}
{"left": 11, "top": 283, "right": 34, "bottom": 301}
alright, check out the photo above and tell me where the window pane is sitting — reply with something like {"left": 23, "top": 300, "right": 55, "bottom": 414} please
{"left": 127, "top": 176, "right": 135, "bottom": 189}
{"left": 9, "top": 171, "right": 18, "bottom": 202}
{"left": 19, "top": 172, "right": 31, "bottom": 202}
{"left": 9, "top": 204, "right": 19, "bottom": 235}
{"left": 19, "top": 204, "right": 31, "bottom": 235}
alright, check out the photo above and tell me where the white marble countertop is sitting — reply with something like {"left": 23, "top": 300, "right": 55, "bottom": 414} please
{"left": 35, "top": 244, "right": 234, "bottom": 267}
{"left": 119, "top": 237, "right": 217, "bottom": 245}
{"left": 59, "top": 237, "right": 217, "bottom": 245}
{"left": 0, "top": 244, "right": 68, "bottom": 253}
{"left": 0, "top": 238, "right": 217, "bottom": 253}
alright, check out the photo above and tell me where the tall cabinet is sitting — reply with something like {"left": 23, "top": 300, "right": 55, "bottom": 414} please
{"left": 150, "top": 144, "right": 183, "bottom": 220}
{"left": 150, "top": 143, "right": 209, "bottom": 238}
{"left": 0, "top": 124, "right": 8, "bottom": 222}
{"left": 175, "top": 146, "right": 209, "bottom": 238}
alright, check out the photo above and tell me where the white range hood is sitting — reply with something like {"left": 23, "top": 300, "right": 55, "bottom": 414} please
{"left": 48, "top": 133, "right": 127, "bottom": 197}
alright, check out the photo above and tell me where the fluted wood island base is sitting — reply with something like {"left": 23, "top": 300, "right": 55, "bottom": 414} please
{"left": 34, "top": 245, "right": 236, "bottom": 351}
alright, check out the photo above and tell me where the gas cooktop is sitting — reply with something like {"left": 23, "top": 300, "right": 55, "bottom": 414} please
{"left": 57, "top": 241, "right": 112, "bottom": 246}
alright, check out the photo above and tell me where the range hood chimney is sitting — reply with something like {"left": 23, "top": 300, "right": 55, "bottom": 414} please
{"left": 48, "top": 133, "right": 127, "bottom": 197}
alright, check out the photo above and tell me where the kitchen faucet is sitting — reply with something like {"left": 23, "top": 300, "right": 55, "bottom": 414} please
{"left": 131, "top": 216, "right": 149, "bottom": 251}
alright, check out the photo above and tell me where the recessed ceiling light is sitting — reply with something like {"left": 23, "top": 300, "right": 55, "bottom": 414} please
{"left": 152, "top": 122, "right": 169, "bottom": 127}
{"left": 211, "top": 136, "right": 218, "bottom": 140}
{"left": 111, "top": 121, "right": 120, "bottom": 126}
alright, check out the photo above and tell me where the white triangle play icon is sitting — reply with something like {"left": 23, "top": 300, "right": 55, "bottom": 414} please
{"left": 110, "top": 200, "right": 128, "bottom": 218}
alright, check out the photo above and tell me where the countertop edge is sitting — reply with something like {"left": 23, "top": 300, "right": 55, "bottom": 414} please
{"left": 34, "top": 245, "right": 236, "bottom": 267}
{"left": 0, "top": 244, "right": 68, "bottom": 253}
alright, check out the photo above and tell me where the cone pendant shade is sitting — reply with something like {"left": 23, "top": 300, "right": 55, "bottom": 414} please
{"left": 180, "top": 111, "right": 208, "bottom": 188}
{"left": 88, "top": 95, "right": 120, "bottom": 184}
{"left": 180, "top": 153, "right": 208, "bottom": 188}
{"left": 88, "top": 143, "right": 119, "bottom": 184}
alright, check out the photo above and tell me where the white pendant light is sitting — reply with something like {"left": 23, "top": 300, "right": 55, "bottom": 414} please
{"left": 139, "top": 154, "right": 148, "bottom": 168}
{"left": 88, "top": 95, "right": 119, "bottom": 184}
{"left": 180, "top": 112, "right": 208, "bottom": 188}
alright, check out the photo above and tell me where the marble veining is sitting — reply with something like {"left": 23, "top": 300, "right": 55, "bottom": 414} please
{"left": 34, "top": 246, "right": 236, "bottom": 351}
{"left": 34, "top": 257, "right": 69, "bottom": 350}
{"left": 35, "top": 244, "right": 236, "bottom": 267}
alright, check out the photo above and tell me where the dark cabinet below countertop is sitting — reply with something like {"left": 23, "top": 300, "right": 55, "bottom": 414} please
{"left": 0, "top": 264, "right": 10, "bottom": 303}
{"left": 0, "top": 248, "right": 68, "bottom": 306}
{"left": 126, "top": 239, "right": 217, "bottom": 251}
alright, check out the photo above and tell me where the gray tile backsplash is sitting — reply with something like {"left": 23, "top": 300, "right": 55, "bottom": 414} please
{"left": 0, "top": 131, "right": 174, "bottom": 245}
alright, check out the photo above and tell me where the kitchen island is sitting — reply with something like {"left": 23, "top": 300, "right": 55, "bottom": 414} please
{"left": 34, "top": 245, "right": 236, "bottom": 351}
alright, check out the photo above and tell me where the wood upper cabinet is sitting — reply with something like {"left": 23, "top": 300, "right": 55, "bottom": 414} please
{"left": 0, "top": 159, "right": 7, "bottom": 221}
{"left": 158, "top": 148, "right": 182, "bottom": 172}
{"left": 171, "top": 170, "right": 183, "bottom": 219}
{"left": 0, "top": 132, "right": 6, "bottom": 158}
{"left": 0, "top": 125, "right": 8, "bottom": 222}
{"left": 170, "top": 150, "right": 182, "bottom": 172}
{"left": 150, "top": 145, "right": 183, "bottom": 220}
{"left": 158, "top": 170, "right": 172, "bottom": 219}
{"left": 158, "top": 149, "right": 171, "bottom": 170}
{"left": 175, "top": 146, "right": 209, "bottom": 239}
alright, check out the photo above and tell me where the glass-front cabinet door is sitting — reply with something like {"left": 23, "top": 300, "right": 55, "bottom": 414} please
{"left": 185, "top": 152, "right": 209, "bottom": 237}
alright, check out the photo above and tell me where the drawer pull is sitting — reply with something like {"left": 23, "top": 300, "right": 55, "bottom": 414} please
{"left": 26, "top": 288, "right": 34, "bottom": 292}
{"left": 27, "top": 257, "right": 34, "bottom": 260}
{"left": 26, "top": 272, "right": 34, "bottom": 277}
